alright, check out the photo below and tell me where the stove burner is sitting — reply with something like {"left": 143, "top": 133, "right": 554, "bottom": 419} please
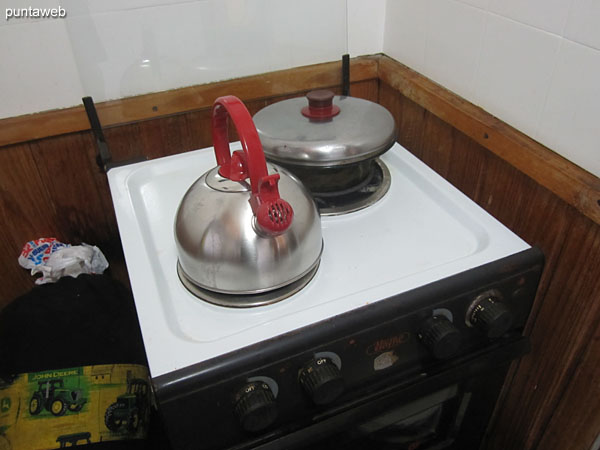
{"left": 315, "top": 159, "right": 391, "bottom": 216}
{"left": 177, "top": 262, "right": 320, "bottom": 308}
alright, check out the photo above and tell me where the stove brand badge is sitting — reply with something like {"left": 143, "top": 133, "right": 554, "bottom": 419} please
{"left": 366, "top": 332, "right": 411, "bottom": 356}
{"left": 373, "top": 352, "right": 399, "bottom": 371}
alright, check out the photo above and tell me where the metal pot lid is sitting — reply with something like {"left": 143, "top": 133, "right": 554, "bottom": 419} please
{"left": 253, "top": 90, "right": 397, "bottom": 167}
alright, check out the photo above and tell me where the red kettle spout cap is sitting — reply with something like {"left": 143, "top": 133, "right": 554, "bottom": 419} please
{"left": 250, "top": 173, "right": 294, "bottom": 234}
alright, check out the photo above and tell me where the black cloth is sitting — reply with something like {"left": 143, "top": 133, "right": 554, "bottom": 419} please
{"left": 0, "top": 274, "right": 172, "bottom": 449}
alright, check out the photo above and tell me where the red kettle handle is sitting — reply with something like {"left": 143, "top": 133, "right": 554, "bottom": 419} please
{"left": 211, "top": 96, "right": 293, "bottom": 233}
{"left": 212, "top": 95, "right": 267, "bottom": 190}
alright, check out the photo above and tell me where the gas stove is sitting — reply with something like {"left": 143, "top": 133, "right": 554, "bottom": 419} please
{"left": 108, "top": 142, "right": 543, "bottom": 450}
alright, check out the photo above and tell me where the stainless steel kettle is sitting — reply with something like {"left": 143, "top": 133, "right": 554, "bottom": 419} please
{"left": 174, "top": 96, "right": 323, "bottom": 300}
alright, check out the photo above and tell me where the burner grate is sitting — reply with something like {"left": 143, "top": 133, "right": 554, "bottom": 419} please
{"left": 314, "top": 159, "right": 391, "bottom": 216}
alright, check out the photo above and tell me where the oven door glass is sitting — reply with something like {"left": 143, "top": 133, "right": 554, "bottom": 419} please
{"left": 312, "top": 385, "right": 467, "bottom": 450}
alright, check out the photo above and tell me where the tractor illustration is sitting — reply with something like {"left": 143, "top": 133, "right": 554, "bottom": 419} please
{"left": 56, "top": 432, "right": 91, "bottom": 448}
{"left": 29, "top": 379, "right": 86, "bottom": 416}
{"left": 104, "top": 378, "right": 149, "bottom": 433}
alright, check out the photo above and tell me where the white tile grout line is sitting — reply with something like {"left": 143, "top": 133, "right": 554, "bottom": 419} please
{"left": 466, "top": 3, "right": 600, "bottom": 53}
{"left": 423, "top": 0, "right": 432, "bottom": 73}
{"left": 450, "top": 0, "right": 489, "bottom": 13}
{"left": 533, "top": 36, "right": 564, "bottom": 141}
{"left": 344, "top": 0, "right": 349, "bottom": 56}
{"left": 470, "top": 8, "right": 489, "bottom": 105}
{"left": 560, "top": 0, "right": 577, "bottom": 38}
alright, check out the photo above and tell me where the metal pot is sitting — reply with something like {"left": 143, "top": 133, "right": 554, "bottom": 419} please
{"left": 252, "top": 89, "right": 397, "bottom": 193}
{"left": 174, "top": 96, "right": 323, "bottom": 299}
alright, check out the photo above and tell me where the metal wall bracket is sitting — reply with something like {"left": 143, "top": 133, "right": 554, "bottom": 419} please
{"left": 82, "top": 96, "right": 147, "bottom": 172}
{"left": 342, "top": 54, "right": 350, "bottom": 96}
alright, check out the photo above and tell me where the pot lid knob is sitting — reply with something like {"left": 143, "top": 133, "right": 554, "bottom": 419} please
{"left": 212, "top": 95, "right": 294, "bottom": 234}
{"left": 301, "top": 89, "right": 340, "bottom": 120}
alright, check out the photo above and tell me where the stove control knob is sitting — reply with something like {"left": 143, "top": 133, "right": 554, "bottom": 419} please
{"left": 233, "top": 381, "right": 278, "bottom": 433}
{"left": 469, "top": 296, "right": 514, "bottom": 339}
{"left": 299, "top": 357, "right": 344, "bottom": 405}
{"left": 419, "top": 316, "right": 462, "bottom": 359}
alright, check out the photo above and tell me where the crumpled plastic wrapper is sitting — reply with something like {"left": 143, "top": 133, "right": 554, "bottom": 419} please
{"left": 18, "top": 238, "right": 109, "bottom": 285}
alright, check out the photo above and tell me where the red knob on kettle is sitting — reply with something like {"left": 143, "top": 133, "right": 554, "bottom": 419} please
{"left": 211, "top": 96, "right": 294, "bottom": 234}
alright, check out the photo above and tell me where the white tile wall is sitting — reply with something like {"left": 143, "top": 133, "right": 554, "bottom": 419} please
{"left": 0, "top": 20, "right": 84, "bottom": 118}
{"left": 383, "top": 0, "right": 600, "bottom": 178}
{"left": 63, "top": 0, "right": 347, "bottom": 102}
{"left": 564, "top": 0, "right": 600, "bottom": 50}
{"left": 424, "top": 0, "right": 486, "bottom": 100}
{"left": 537, "top": 40, "right": 600, "bottom": 177}
{"left": 347, "top": 0, "right": 386, "bottom": 57}
{"left": 472, "top": 13, "right": 561, "bottom": 139}
{"left": 0, "top": 0, "right": 347, "bottom": 118}
{"left": 487, "top": 0, "right": 574, "bottom": 35}
{"left": 383, "top": 0, "right": 429, "bottom": 74}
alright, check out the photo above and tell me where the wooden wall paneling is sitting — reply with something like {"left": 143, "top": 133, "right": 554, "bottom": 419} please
{"left": 102, "top": 123, "right": 148, "bottom": 164}
{"left": 259, "top": 79, "right": 379, "bottom": 105}
{"left": 102, "top": 110, "right": 210, "bottom": 165}
{"left": 128, "top": 118, "right": 175, "bottom": 161}
{"left": 28, "top": 132, "right": 130, "bottom": 290}
{"left": 416, "top": 110, "right": 454, "bottom": 179}
{"left": 468, "top": 148, "right": 573, "bottom": 320}
{"left": 182, "top": 109, "right": 220, "bottom": 150}
{"left": 347, "top": 79, "right": 379, "bottom": 103}
{"left": 470, "top": 152, "right": 576, "bottom": 450}
{"left": 82, "top": 139, "right": 131, "bottom": 291}
{"left": 488, "top": 215, "right": 600, "bottom": 450}
{"left": 0, "top": 144, "right": 62, "bottom": 307}
{"left": 379, "top": 82, "right": 427, "bottom": 158}
{"left": 505, "top": 188, "right": 574, "bottom": 334}
{"left": 137, "top": 113, "right": 202, "bottom": 160}
{"left": 380, "top": 82, "right": 489, "bottom": 201}
{"left": 444, "top": 132, "right": 489, "bottom": 201}
{"left": 29, "top": 133, "right": 112, "bottom": 247}
{"left": 537, "top": 282, "right": 600, "bottom": 450}
{"left": 472, "top": 149, "right": 546, "bottom": 230}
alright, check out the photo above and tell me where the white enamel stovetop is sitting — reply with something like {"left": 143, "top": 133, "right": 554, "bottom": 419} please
{"left": 108, "top": 142, "right": 529, "bottom": 378}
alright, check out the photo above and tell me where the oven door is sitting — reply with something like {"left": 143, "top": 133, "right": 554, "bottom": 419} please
{"left": 248, "top": 337, "right": 528, "bottom": 450}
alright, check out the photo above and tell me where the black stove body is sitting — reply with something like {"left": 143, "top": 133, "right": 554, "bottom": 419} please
{"left": 154, "top": 247, "right": 543, "bottom": 450}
